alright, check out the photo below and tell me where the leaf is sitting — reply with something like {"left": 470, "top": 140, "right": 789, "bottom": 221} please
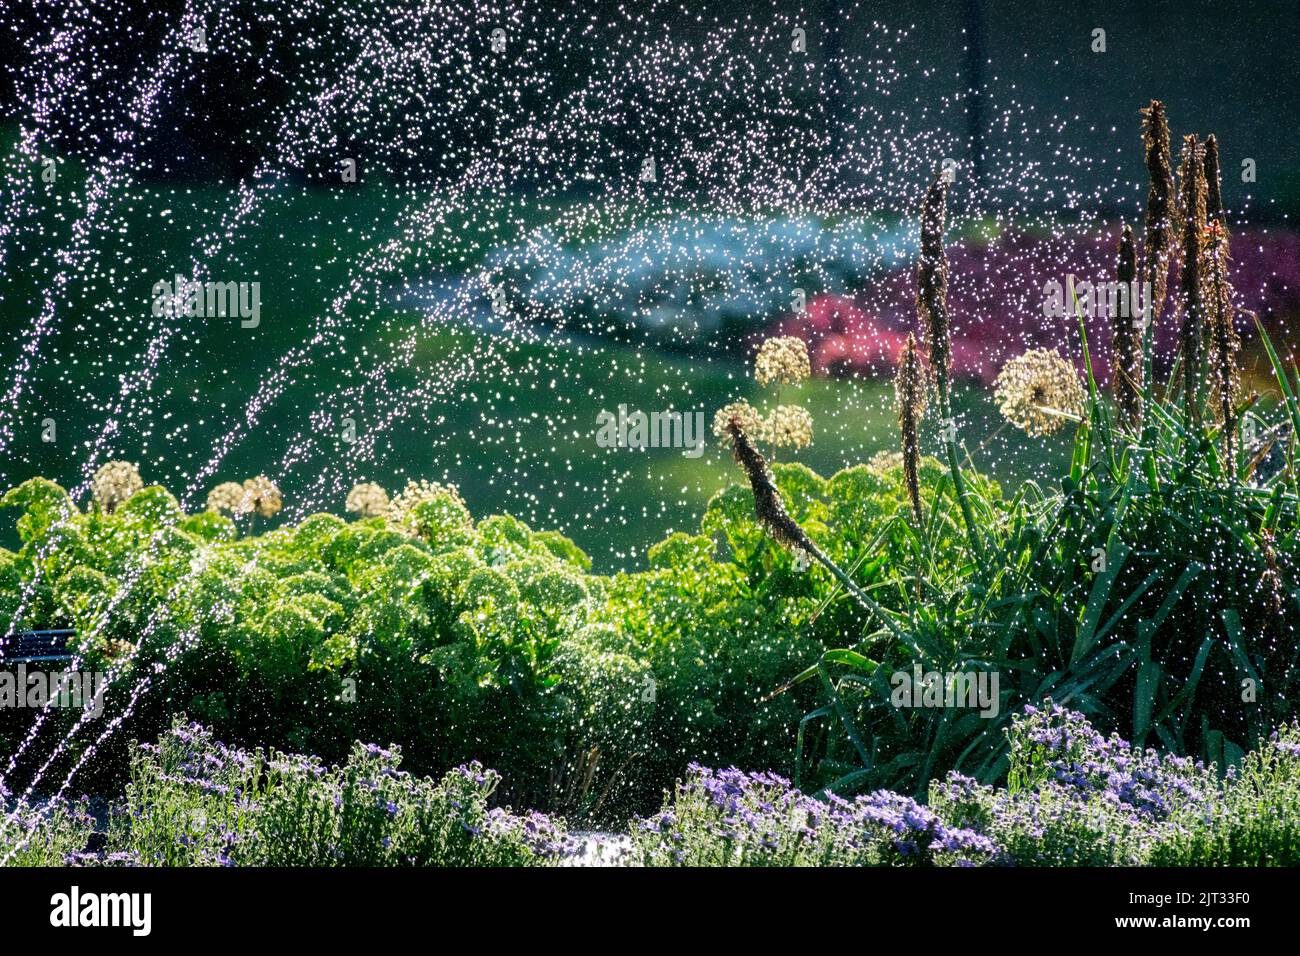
{"left": 1071, "top": 541, "right": 1131, "bottom": 664}
{"left": 821, "top": 648, "right": 878, "bottom": 673}
{"left": 1134, "top": 659, "right": 1161, "bottom": 744}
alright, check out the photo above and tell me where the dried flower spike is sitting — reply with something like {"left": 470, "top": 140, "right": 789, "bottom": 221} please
{"left": 1141, "top": 100, "right": 1177, "bottom": 325}
{"left": 712, "top": 400, "right": 765, "bottom": 447}
{"left": 725, "top": 417, "right": 812, "bottom": 554}
{"left": 726, "top": 417, "right": 906, "bottom": 641}
{"left": 913, "top": 164, "right": 983, "bottom": 562}
{"left": 1204, "top": 134, "right": 1225, "bottom": 224}
{"left": 1176, "top": 134, "right": 1208, "bottom": 425}
{"left": 1112, "top": 224, "right": 1143, "bottom": 430}
{"left": 1202, "top": 134, "right": 1241, "bottom": 460}
{"left": 895, "top": 333, "right": 927, "bottom": 523}
{"left": 916, "top": 171, "right": 952, "bottom": 381}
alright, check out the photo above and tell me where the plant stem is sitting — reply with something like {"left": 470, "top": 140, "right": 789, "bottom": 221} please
{"left": 802, "top": 539, "right": 914, "bottom": 651}
{"left": 936, "top": 376, "right": 985, "bottom": 563}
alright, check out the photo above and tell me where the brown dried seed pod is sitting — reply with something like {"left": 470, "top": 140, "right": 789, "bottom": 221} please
{"left": 916, "top": 171, "right": 951, "bottom": 382}
{"left": 1176, "top": 134, "right": 1208, "bottom": 425}
{"left": 726, "top": 417, "right": 812, "bottom": 554}
{"left": 1203, "top": 134, "right": 1240, "bottom": 457}
{"left": 1113, "top": 224, "right": 1143, "bottom": 430}
{"left": 1141, "top": 100, "right": 1177, "bottom": 326}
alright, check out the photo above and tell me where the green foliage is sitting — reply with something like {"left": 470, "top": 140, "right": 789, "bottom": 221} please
{"left": 0, "top": 456, "right": 972, "bottom": 818}
{"left": 790, "top": 328, "right": 1300, "bottom": 797}
{"left": 1149, "top": 722, "right": 1300, "bottom": 865}
{"left": 4, "top": 334, "right": 1296, "bottom": 819}
{"left": 0, "top": 484, "right": 654, "bottom": 818}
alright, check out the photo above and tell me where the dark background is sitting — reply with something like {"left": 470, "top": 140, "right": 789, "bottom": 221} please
{"left": 3, "top": 0, "right": 1299, "bottom": 217}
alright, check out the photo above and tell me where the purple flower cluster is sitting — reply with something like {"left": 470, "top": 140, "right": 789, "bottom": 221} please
{"left": 66, "top": 849, "right": 144, "bottom": 867}
{"left": 485, "top": 807, "right": 575, "bottom": 860}
{"left": 1010, "top": 703, "right": 1210, "bottom": 822}
{"left": 102, "top": 722, "right": 578, "bottom": 866}
{"left": 452, "top": 761, "right": 498, "bottom": 790}
{"left": 638, "top": 763, "right": 997, "bottom": 866}
{"left": 0, "top": 790, "right": 98, "bottom": 866}
{"left": 833, "top": 788, "right": 996, "bottom": 862}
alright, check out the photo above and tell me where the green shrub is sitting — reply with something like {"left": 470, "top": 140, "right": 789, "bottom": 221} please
{"left": 1149, "top": 722, "right": 1300, "bottom": 865}
{"left": 0, "top": 482, "right": 653, "bottom": 817}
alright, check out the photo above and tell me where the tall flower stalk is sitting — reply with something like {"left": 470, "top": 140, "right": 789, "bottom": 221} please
{"left": 1139, "top": 101, "right": 1176, "bottom": 435}
{"left": 1112, "top": 224, "right": 1143, "bottom": 430}
{"left": 915, "top": 171, "right": 983, "bottom": 559}
{"left": 1175, "top": 134, "right": 1208, "bottom": 428}
{"left": 1140, "top": 101, "right": 1176, "bottom": 325}
{"left": 896, "top": 334, "right": 927, "bottom": 524}
{"left": 1203, "top": 134, "right": 1240, "bottom": 464}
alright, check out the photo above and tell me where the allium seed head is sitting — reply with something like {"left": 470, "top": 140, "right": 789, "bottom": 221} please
{"left": 993, "top": 348, "right": 1085, "bottom": 437}
{"left": 754, "top": 336, "right": 811, "bottom": 387}
{"left": 91, "top": 461, "right": 143, "bottom": 513}
{"left": 713, "top": 400, "right": 765, "bottom": 447}
{"left": 867, "top": 450, "right": 904, "bottom": 474}
{"left": 242, "top": 476, "right": 283, "bottom": 518}
{"left": 206, "top": 481, "right": 247, "bottom": 516}
{"left": 346, "top": 481, "right": 390, "bottom": 518}
{"left": 387, "top": 479, "right": 467, "bottom": 536}
{"left": 764, "top": 404, "right": 813, "bottom": 449}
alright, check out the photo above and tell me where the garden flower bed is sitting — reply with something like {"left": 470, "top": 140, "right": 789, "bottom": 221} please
{"left": 1, "top": 95, "right": 1297, "bottom": 872}
{"left": 8, "top": 705, "right": 1300, "bottom": 867}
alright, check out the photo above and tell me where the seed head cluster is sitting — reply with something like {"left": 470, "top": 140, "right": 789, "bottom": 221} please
{"left": 205, "top": 477, "right": 282, "bottom": 517}
{"left": 712, "top": 400, "right": 766, "bottom": 447}
{"left": 242, "top": 476, "right": 283, "bottom": 518}
{"left": 387, "top": 479, "right": 467, "bottom": 534}
{"left": 764, "top": 404, "right": 814, "bottom": 449}
{"left": 994, "top": 348, "right": 1085, "bottom": 437}
{"left": 753, "top": 336, "right": 811, "bottom": 387}
{"left": 91, "top": 461, "right": 143, "bottom": 513}
{"left": 206, "top": 482, "right": 246, "bottom": 516}
{"left": 345, "top": 481, "right": 391, "bottom": 518}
